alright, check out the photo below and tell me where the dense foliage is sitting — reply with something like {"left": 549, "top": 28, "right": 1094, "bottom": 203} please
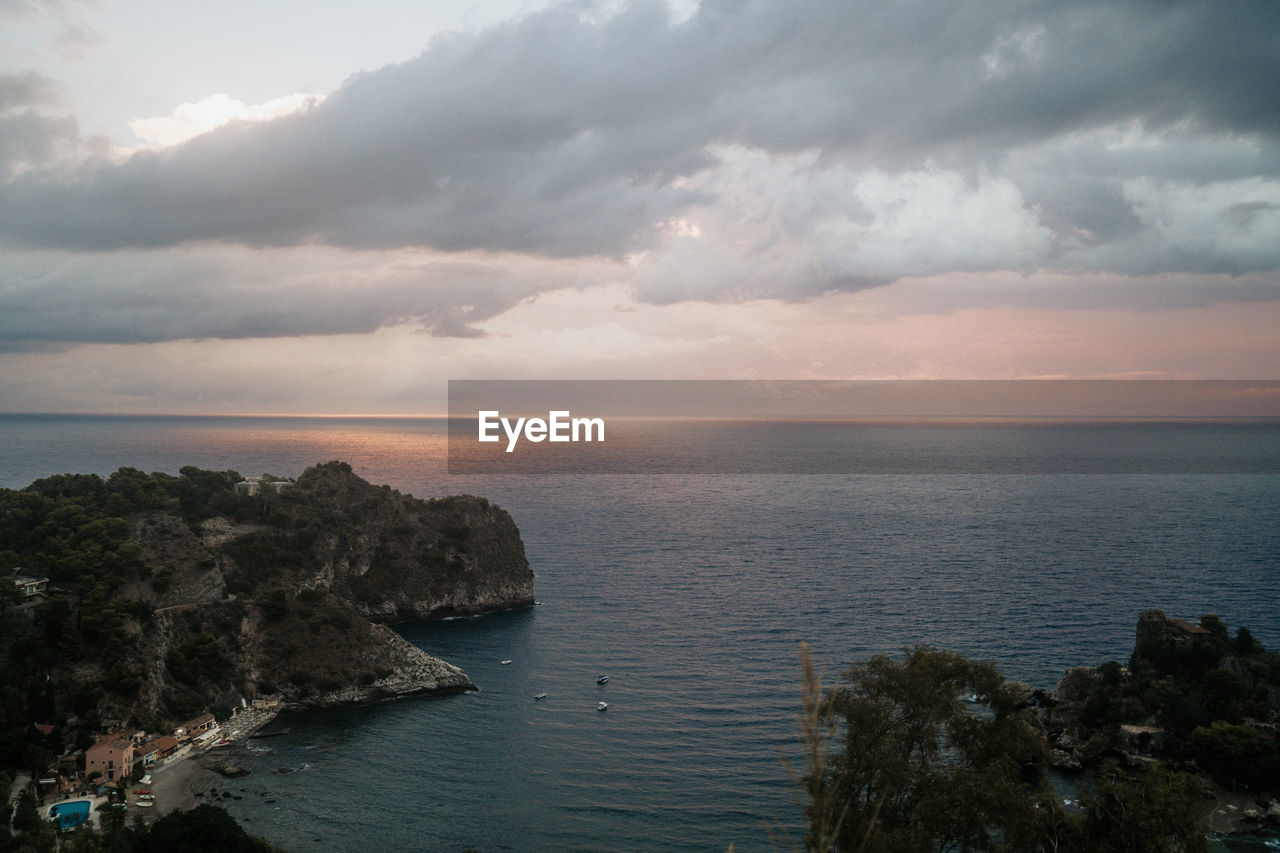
{"left": 1, "top": 799, "right": 278, "bottom": 853}
{"left": 0, "top": 467, "right": 250, "bottom": 771}
{"left": 2, "top": 461, "right": 508, "bottom": 851}
{"left": 811, "top": 648, "right": 1048, "bottom": 852}
{"left": 801, "top": 645, "right": 1210, "bottom": 853}
{"left": 1069, "top": 612, "right": 1280, "bottom": 791}
{"left": 1, "top": 461, "right": 492, "bottom": 775}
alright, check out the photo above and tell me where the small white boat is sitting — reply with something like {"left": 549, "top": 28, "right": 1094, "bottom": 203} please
{"left": 501, "top": 660, "right": 512, "bottom": 665}
{"left": 597, "top": 701, "right": 609, "bottom": 711}
{"left": 535, "top": 693, "right": 547, "bottom": 700}
{"left": 596, "top": 675, "right": 609, "bottom": 684}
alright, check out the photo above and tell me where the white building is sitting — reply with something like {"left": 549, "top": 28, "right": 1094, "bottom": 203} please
{"left": 12, "top": 575, "right": 49, "bottom": 600}
{"left": 234, "top": 477, "right": 292, "bottom": 496}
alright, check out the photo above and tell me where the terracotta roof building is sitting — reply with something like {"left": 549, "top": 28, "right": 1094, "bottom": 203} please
{"left": 176, "top": 713, "right": 216, "bottom": 739}
{"left": 86, "top": 737, "right": 134, "bottom": 783}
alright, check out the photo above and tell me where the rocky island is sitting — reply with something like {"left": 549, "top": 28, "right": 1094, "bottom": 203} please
{"left": 801, "top": 610, "right": 1280, "bottom": 852}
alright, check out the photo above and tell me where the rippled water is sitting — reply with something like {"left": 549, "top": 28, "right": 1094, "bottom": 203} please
{"left": 3, "top": 416, "right": 1278, "bottom": 851}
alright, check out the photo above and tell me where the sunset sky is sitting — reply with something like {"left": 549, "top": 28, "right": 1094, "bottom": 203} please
{"left": 2, "top": 0, "right": 1278, "bottom": 414}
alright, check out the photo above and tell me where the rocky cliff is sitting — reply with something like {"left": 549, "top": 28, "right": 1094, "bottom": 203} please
{"left": 179, "top": 462, "right": 533, "bottom": 715}
{"left": 277, "top": 462, "right": 535, "bottom": 622}
{"left": 1035, "top": 609, "right": 1280, "bottom": 786}
{"left": 6, "top": 462, "right": 532, "bottom": 731}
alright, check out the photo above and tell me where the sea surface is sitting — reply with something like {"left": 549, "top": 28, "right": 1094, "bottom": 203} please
{"left": 2, "top": 414, "right": 1279, "bottom": 851}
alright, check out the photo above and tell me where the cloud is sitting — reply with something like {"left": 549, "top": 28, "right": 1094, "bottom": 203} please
{"left": 631, "top": 148, "right": 1055, "bottom": 302}
{"left": 1, "top": 0, "right": 103, "bottom": 60}
{"left": 5, "top": 1, "right": 1278, "bottom": 249}
{"left": 50, "top": 18, "right": 103, "bottom": 60}
{"left": 0, "top": 71, "right": 90, "bottom": 178}
{"left": 1, "top": 0, "right": 1278, "bottom": 351}
{"left": 0, "top": 245, "right": 624, "bottom": 351}
{"left": 884, "top": 271, "right": 1280, "bottom": 315}
{"left": 127, "top": 93, "right": 325, "bottom": 148}
{"left": 0, "top": 70, "right": 65, "bottom": 112}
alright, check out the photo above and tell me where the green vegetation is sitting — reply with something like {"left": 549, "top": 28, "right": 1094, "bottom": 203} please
{"left": 164, "top": 633, "right": 235, "bottom": 686}
{"left": 1063, "top": 611, "right": 1280, "bottom": 791}
{"left": 0, "top": 466, "right": 262, "bottom": 771}
{"left": 1, "top": 798, "right": 279, "bottom": 853}
{"left": 798, "top": 644, "right": 1210, "bottom": 853}
{"left": 0, "top": 460, "right": 524, "bottom": 849}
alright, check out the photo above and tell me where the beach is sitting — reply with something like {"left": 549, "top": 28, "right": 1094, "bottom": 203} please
{"left": 143, "top": 706, "right": 280, "bottom": 819}
{"left": 146, "top": 751, "right": 207, "bottom": 814}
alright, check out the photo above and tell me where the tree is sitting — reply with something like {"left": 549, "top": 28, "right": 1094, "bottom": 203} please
{"left": 136, "top": 805, "right": 276, "bottom": 853}
{"left": 9, "top": 782, "right": 56, "bottom": 852}
{"left": 1079, "top": 763, "right": 1207, "bottom": 853}
{"left": 1189, "top": 720, "right": 1280, "bottom": 790}
{"left": 799, "top": 646, "right": 1209, "bottom": 853}
{"left": 807, "top": 646, "right": 1049, "bottom": 853}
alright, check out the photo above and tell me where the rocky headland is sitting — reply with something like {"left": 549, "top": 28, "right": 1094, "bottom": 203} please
{"left": 1029, "top": 610, "right": 1280, "bottom": 838}
{"left": 1, "top": 462, "right": 534, "bottom": 736}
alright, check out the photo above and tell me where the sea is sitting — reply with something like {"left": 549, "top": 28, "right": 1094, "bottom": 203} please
{"left": 2, "top": 414, "right": 1278, "bottom": 852}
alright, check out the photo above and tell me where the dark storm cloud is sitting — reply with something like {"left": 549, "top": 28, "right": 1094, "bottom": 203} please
{"left": 1, "top": 0, "right": 1278, "bottom": 351}
{"left": 3, "top": 0, "right": 1277, "bottom": 255}
{"left": 887, "top": 273, "right": 1280, "bottom": 314}
{"left": 0, "top": 110, "right": 77, "bottom": 175}
{"left": 0, "top": 71, "right": 78, "bottom": 177}
{"left": 0, "top": 70, "right": 64, "bottom": 111}
{"left": 0, "top": 247, "right": 553, "bottom": 350}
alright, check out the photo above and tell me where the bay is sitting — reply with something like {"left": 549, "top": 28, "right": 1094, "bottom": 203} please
{"left": 2, "top": 415, "right": 1278, "bottom": 851}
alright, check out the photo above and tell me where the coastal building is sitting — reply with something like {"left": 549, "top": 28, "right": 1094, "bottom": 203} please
{"left": 11, "top": 575, "right": 49, "bottom": 601}
{"left": 150, "top": 735, "right": 179, "bottom": 757}
{"left": 85, "top": 736, "right": 134, "bottom": 782}
{"left": 1119, "top": 723, "right": 1166, "bottom": 754}
{"left": 133, "top": 734, "right": 180, "bottom": 772}
{"left": 191, "top": 726, "right": 222, "bottom": 747}
{"left": 1167, "top": 617, "right": 1210, "bottom": 637}
{"left": 176, "top": 713, "right": 216, "bottom": 740}
{"left": 234, "top": 477, "right": 292, "bottom": 496}
{"left": 135, "top": 743, "right": 160, "bottom": 769}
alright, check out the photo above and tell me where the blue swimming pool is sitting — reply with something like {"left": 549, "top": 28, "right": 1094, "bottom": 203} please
{"left": 48, "top": 799, "right": 91, "bottom": 830}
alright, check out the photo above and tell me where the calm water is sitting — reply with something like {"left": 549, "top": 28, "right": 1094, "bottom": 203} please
{"left": 2, "top": 415, "right": 1278, "bottom": 851}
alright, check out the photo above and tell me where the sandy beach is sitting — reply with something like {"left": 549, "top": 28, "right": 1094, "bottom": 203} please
{"left": 145, "top": 751, "right": 212, "bottom": 816}
{"left": 143, "top": 707, "right": 280, "bottom": 819}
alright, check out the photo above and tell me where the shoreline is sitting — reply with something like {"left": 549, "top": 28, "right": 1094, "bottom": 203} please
{"left": 146, "top": 707, "right": 281, "bottom": 819}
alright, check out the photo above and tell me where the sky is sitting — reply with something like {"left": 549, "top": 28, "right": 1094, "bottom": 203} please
{"left": 1, "top": 0, "right": 1278, "bottom": 414}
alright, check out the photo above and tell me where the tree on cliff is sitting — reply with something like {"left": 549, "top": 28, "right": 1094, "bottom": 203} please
{"left": 1077, "top": 763, "right": 1206, "bottom": 853}
{"left": 799, "top": 645, "right": 1207, "bottom": 853}
{"left": 801, "top": 645, "right": 1050, "bottom": 852}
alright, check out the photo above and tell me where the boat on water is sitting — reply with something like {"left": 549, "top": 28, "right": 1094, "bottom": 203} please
{"left": 596, "top": 675, "right": 609, "bottom": 684}
{"left": 535, "top": 693, "right": 547, "bottom": 700}
{"left": 501, "top": 660, "right": 512, "bottom": 665}
{"left": 597, "top": 702, "right": 609, "bottom": 711}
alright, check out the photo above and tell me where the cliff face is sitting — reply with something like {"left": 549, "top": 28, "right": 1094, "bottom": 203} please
{"left": 1037, "top": 609, "right": 1280, "bottom": 785}
{"left": 43, "top": 462, "right": 531, "bottom": 727}
{"left": 237, "top": 600, "right": 473, "bottom": 709}
{"left": 275, "top": 462, "right": 535, "bottom": 622}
